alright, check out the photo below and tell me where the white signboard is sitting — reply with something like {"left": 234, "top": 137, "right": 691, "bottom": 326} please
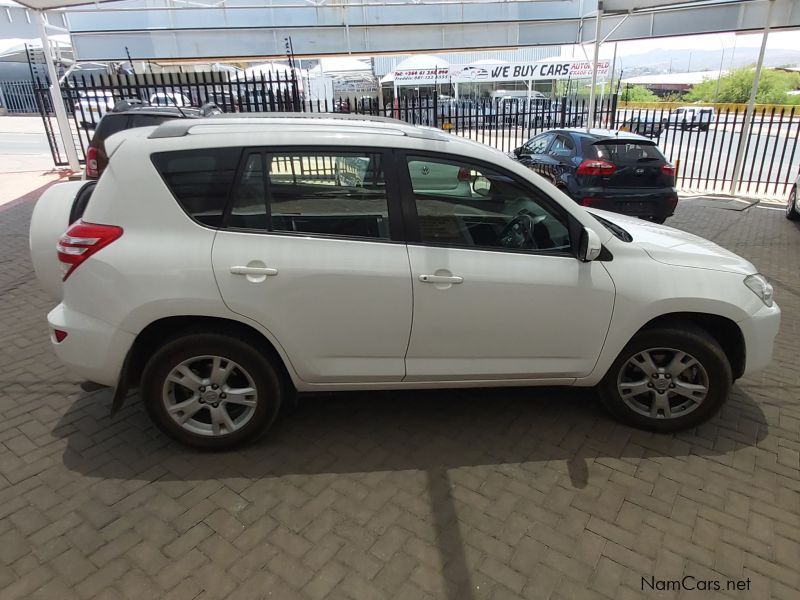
{"left": 451, "top": 60, "right": 611, "bottom": 83}
{"left": 333, "top": 79, "right": 378, "bottom": 93}
{"left": 392, "top": 60, "right": 610, "bottom": 86}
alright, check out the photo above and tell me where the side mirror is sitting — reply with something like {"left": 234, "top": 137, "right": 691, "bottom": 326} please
{"left": 578, "top": 227, "right": 602, "bottom": 262}
{"left": 472, "top": 176, "right": 491, "bottom": 196}
{"left": 513, "top": 147, "right": 522, "bottom": 157}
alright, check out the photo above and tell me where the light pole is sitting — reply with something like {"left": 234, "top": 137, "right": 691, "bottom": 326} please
{"left": 730, "top": 0, "right": 776, "bottom": 195}
{"left": 713, "top": 35, "right": 725, "bottom": 104}
{"left": 587, "top": 0, "right": 604, "bottom": 130}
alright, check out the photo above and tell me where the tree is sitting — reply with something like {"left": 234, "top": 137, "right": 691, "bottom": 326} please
{"left": 621, "top": 84, "right": 659, "bottom": 103}
{"left": 685, "top": 67, "right": 800, "bottom": 104}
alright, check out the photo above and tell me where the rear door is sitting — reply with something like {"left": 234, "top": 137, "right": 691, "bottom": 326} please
{"left": 210, "top": 148, "right": 413, "bottom": 384}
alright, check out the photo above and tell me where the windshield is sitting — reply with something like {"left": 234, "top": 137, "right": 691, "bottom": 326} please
{"left": 591, "top": 213, "right": 632, "bottom": 242}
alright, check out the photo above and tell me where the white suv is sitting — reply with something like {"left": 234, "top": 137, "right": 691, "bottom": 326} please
{"left": 30, "top": 114, "right": 780, "bottom": 449}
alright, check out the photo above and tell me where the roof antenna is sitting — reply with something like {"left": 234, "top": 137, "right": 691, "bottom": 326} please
{"left": 167, "top": 92, "right": 189, "bottom": 119}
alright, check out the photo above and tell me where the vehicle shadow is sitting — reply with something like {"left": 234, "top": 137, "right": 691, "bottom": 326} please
{"left": 55, "top": 383, "right": 770, "bottom": 488}
{"left": 54, "top": 385, "right": 768, "bottom": 600}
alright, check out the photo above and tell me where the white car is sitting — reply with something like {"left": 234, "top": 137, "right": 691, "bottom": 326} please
{"left": 30, "top": 115, "right": 780, "bottom": 449}
{"left": 149, "top": 92, "right": 191, "bottom": 108}
{"left": 666, "top": 106, "right": 715, "bottom": 132}
{"left": 787, "top": 174, "right": 799, "bottom": 221}
{"left": 74, "top": 90, "right": 116, "bottom": 128}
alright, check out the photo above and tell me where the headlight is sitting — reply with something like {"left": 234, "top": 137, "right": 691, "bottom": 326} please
{"left": 744, "top": 273, "right": 774, "bottom": 307}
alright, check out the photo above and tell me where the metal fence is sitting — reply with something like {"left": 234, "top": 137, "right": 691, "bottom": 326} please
{"left": 26, "top": 72, "right": 800, "bottom": 198}
{"left": 617, "top": 105, "right": 800, "bottom": 198}
{"left": 0, "top": 80, "right": 40, "bottom": 114}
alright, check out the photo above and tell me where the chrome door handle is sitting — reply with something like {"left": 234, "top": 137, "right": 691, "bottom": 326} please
{"left": 230, "top": 266, "right": 278, "bottom": 276}
{"left": 419, "top": 274, "right": 463, "bottom": 284}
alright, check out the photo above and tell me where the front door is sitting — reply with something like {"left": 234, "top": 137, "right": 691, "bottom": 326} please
{"left": 399, "top": 152, "right": 615, "bottom": 381}
{"left": 516, "top": 132, "right": 555, "bottom": 178}
{"left": 212, "top": 149, "right": 413, "bottom": 384}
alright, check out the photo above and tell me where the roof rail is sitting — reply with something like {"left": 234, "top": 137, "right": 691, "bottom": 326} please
{"left": 148, "top": 112, "right": 449, "bottom": 142}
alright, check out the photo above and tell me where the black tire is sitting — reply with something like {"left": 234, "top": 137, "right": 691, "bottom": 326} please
{"left": 787, "top": 187, "right": 799, "bottom": 221}
{"left": 649, "top": 215, "right": 668, "bottom": 224}
{"left": 141, "top": 332, "right": 283, "bottom": 450}
{"left": 598, "top": 325, "right": 732, "bottom": 433}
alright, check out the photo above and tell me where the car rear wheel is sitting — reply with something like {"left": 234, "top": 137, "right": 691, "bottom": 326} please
{"left": 598, "top": 325, "right": 732, "bottom": 432}
{"left": 787, "top": 187, "right": 799, "bottom": 221}
{"left": 142, "top": 333, "right": 283, "bottom": 449}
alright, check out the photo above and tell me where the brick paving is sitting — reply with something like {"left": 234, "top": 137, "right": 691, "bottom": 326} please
{"left": 0, "top": 194, "right": 798, "bottom": 600}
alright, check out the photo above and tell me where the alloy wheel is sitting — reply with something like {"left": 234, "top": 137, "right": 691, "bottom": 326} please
{"left": 617, "top": 347, "right": 709, "bottom": 419}
{"left": 162, "top": 355, "right": 258, "bottom": 437}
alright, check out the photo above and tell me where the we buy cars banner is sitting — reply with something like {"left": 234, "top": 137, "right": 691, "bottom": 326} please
{"left": 392, "top": 60, "right": 611, "bottom": 85}
{"left": 451, "top": 60, "right": 611, "bottom": 83}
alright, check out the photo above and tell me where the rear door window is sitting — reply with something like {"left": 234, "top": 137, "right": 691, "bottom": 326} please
{"left": 151, "top": 148, "right": 241, "bottom": 227}
{"left": 266, "top": 152, "right": 390, "bottom": 239}
{"left": 549, "top": 135, "right": 575, "bottom": 157}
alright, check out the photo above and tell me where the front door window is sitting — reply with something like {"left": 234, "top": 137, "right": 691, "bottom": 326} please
{"left": 406, "top": 155, "right": 571, "bottom": 252}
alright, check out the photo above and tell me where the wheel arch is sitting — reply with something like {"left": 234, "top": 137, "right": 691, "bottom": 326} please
{"left": 634, "top": 312, "right": 746, "bottom": 380}
{"left": 123, "top": 315, "right": 297, "bottom": 391}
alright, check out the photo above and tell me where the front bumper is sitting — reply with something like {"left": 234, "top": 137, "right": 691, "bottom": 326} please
{"left": 738, "top": 302, "right": 781, "bottom": 376}
{"left": 47, "top": 303, "right": 135, "bottom": 387}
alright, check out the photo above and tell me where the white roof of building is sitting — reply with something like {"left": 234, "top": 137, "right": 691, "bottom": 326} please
{"left": 309, "top": 57, "right": 371, "bottom": 75}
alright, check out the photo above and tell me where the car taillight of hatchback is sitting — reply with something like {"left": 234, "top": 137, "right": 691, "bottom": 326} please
{"left": 85, "top": 146, "right": 99, "bottom": 179}
{"left": 57, "top": 221, "right": 123, "bottom": 281}
{"left": 661, "top": 163, "right": 676, "bottom": 178}
{"left": 577, "top": 159, "right": 616, "bottom": 176}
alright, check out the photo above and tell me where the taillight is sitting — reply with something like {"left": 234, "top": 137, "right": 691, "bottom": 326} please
{"left": 457, "top": 167, "right": 471, "bottom": 182}
{"left": 53, "top": 329, "right": 68, "bottom": 343}
{"left": 577, "top": 159, "right": 616, "bottom": 176}
{"left": 661, "top": 163, "right": 676, "bottom": 178}
{"left": 580, "top": 197, "right": 602, "bottom": 207}
{"left": 57, "top": 221, "right": 123, "bottom": 281}
{"left": 85, "top": 146, "right": 99, "bottom": 179}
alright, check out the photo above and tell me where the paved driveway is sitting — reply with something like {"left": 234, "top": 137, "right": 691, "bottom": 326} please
{"left": 0, "top": 195, "right": 798, "bottom": 600}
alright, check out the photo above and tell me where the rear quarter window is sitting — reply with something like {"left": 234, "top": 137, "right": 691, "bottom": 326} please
{"left": 151, "top": 148, "right": 241, "bottom": 227}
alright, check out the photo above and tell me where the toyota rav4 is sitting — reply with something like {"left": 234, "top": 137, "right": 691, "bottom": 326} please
{"left": 30, "top": 114, "right": 780, "bottom": 449}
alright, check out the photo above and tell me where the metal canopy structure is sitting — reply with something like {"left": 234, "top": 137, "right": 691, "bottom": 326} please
{"left": 31, "top": 0, "right": 800, "bottom": 61}
{"left": 19, "top": 0, "right": 799, "bottom": 192}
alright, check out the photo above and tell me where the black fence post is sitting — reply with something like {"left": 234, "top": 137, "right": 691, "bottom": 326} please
{"left": 609, "top": 93, "right": 618, "bottom": 129}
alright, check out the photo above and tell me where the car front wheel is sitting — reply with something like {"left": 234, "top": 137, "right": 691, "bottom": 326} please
{"left": 598, "top": 325, "right": 732, "bottom": 432}
{"left": 787, "top": 187, "right": 799, "bottom": 221}
{"left": 142, "top": 332, "right": 283, "bottom": 449}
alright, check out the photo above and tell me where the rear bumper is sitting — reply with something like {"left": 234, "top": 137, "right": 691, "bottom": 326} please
{"left": 47, "top": 303, "right": 135, "bottom": 387}
{"left": 575, "top": 187, "right": 678, "bottom": 219}
{"left": 738, "top": 302, "right": 781, "bottom": 376}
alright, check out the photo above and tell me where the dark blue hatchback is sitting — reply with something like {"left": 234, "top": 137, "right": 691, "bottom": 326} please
{"left": 512, "top": 128, "right": 678, "bottom": 224}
